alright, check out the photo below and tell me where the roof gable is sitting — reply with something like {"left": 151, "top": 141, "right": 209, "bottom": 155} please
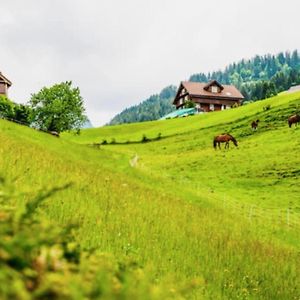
{"left": 203, "top": 80, "right": 224, "bottom": 92}
{"left": 0, "top": 72, "right": 12, "bottom": 86}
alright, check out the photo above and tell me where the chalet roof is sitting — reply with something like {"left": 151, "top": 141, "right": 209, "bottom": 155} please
{"left": 204, "top": 80, "right": 224, "bottom": 91}
{"left": 0, "top": 72, "right": 12, "bottom": 87}
{"left": 173, "top": 81, "right": 244, "bottom": 104}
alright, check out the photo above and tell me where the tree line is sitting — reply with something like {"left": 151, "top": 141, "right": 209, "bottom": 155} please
{"left": 109, "top": 50, "right": 300, "bottom": 125}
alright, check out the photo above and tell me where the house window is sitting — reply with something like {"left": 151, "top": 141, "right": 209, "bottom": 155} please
{"left": 211, "top": 86, "right": 218, "bottom": 93}
{"left": 209, "top": 104, "right": 214, "bottom": 111}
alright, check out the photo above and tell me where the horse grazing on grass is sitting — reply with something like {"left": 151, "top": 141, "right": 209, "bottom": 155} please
{"left": 288, "top": 114, "right": 300, "bottom": 128}
{"left": 251, "top": 119, "right": 259, "bottom": 130}
{"left": 213, "top": 133, "right": 238, "bottom": 150}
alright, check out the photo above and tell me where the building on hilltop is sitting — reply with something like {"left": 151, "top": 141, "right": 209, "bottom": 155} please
{"left": 173, "top": 80, "right": 244, "bottom": 112}
{"left": 0, "top": 72, "right": 12, "bottom": 97}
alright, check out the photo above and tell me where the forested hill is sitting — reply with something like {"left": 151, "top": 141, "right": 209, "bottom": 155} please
{"left": 108, "top": 50, "right": 300, "bottom": 125}
{"left": 109, "top": 85, "right": 177, "bottom": 125}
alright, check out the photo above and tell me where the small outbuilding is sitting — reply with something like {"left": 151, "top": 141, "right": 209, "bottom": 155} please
{"left": 287, "top": 84, "right": 300, "bottom": 93}
{"left": 173, "top": 80, "right": 244, "bottom": 112}
{"left": 160, "top": 108, "right": 197, "bottom": 120}
{"left": 0, "top": 72, "right": 12, "bottom": 97}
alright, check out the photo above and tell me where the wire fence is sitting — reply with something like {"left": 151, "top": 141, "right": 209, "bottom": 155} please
{"left": 2, "top": 117, "right": 300, "bottom": 230}
{"left": 205, "top": 192, "right": 300, "bottom": 231}
{"left": 167, "top": 174, "right": 300, "bottom": 231}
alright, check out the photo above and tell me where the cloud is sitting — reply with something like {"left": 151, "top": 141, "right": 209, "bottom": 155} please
{"left": 1, "top": 0, "right": 299, "bottom": 126}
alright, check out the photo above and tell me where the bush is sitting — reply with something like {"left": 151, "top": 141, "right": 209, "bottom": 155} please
{"left": 0, "top": 95, "right": 15, "bottom": 119}
{"left": 184, "top": 100, "right": 196, "bottom": 108}
{"left": 13, "top": 104, "right": 32, "bottom": 125}
{"left": 141, "top": 134, "right": 148, "bottom": 143}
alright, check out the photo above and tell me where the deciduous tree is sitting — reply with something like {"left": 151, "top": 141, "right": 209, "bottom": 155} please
{"left": 30, "top": 81, "right": 87, "bottom": 133}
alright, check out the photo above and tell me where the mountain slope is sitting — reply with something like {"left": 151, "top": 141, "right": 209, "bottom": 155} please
{"left": 108, "top": 50, "right": 300, "bottom": 125}
{"left": 2, "top": 91, "right": 300, "bottom": 299}
{"left": 109, "top": 85, "right": 176, "bottom": 125}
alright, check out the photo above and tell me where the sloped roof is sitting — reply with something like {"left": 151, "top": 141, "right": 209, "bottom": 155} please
{"left": 173, "top": 81, "right": 244, "bottom": 105}
{"left": 182, "top": 81, "right": 244, "bottom": 99}
{"left": 0, "top": 72, "right": 12, "bottom": 86}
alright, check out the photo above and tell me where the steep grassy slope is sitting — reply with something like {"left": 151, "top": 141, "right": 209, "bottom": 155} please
{"left": 1, "top": 91, "right": 300, "bottom": 299}
{"left": 64, "top": 91, "right": 300, "bottom": 144}
{"left": 64, "top": 92, "right": 300, "bottom": 212}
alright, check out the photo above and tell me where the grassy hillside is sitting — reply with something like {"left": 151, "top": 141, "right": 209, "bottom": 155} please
{"left": 1, "top": 91, "right": 300, "bottom": 299}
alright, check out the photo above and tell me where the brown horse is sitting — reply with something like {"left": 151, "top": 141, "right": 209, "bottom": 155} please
{"left": 288, "top": 114, "right": 300, "bottom": 128}
{"left": 251, "top": 119, "right": 259, "bottom": 130}
{"left": 213, "top": 133, "right": 238, "bottom": 149}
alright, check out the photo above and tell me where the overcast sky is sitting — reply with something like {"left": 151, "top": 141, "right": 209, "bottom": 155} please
{"left": 1, "top": 0, "right": 299, "bottom": 126}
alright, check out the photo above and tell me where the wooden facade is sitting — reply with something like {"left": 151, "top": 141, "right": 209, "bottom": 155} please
{"left": 173, "top": 80, "right": 244, "bottom": 112}
{"left": 0, "top": 72, "right": 12, "bottom": 97}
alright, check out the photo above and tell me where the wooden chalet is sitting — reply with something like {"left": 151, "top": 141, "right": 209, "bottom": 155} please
{"left": 173, "top": 80, "right": 244, "bottom": 112}
{"left": 0, "top": 72, "right": 12, "bottom": 97}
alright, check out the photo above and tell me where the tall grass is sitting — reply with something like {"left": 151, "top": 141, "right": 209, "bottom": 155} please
{"left": 1, "top": 91, "right": 300, "bottom": 298}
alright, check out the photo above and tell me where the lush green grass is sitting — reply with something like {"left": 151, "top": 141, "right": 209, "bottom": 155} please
{"left": 63, "top": 91, "right": 300, "bottom": 143}
{"left": 1, "top": 91, "right": 300, "bottom": 299}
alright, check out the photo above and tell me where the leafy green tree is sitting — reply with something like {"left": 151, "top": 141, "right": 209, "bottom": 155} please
{"left": 30, "top": 81, "right": 87, "bottom": 133}
{"left": 0, "top": 95, "right": 15, "bottom": 119}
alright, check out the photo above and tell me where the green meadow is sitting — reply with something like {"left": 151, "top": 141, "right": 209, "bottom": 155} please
{"left": 1, "top": 91, "right": 300, "bottom": 299}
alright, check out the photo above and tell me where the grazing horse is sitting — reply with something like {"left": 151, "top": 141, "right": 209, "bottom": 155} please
{"left": 251, "top": 119, "right": 259, "bottom": 130}
{"left": 213, "top": 133, "right": 238, "bottom": 149}
{"left": 288, "top": 114, "right": 300, "bottom": 128}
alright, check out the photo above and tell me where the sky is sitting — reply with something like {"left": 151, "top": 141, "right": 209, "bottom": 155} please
{"left": 1, "top": 0, "right": 300, "bottom": 126}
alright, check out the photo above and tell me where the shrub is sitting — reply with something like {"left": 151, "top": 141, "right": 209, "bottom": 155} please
{"left": 141, "top": 134, "right": 148, "bottom": 143}
{"left": 184, "top": 100, "right": 196, "bottom": 108}
{"left": 13, "top": 104, "right": 32, "bottom": 125}
{"left": 0, "top": 95, "right": 15, "bottom": 119}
